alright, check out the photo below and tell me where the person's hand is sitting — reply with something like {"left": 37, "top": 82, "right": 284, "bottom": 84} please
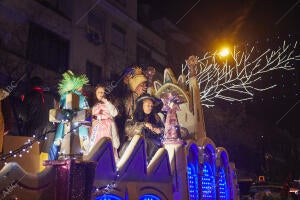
{"left": 152, "top": 127, "right": 162, "bottom": 134}
{"left": 144, "top": 123, "right": 161, "bottom": 134}
{"left": 144, "top": 122, "right": 153, "bottom": 130}
{"left": 101, "top": 98, "right": 108, "bottom": 103}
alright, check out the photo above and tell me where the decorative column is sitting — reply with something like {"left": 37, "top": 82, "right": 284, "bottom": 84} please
{"left": 43, "top": 159, "right": 96, "bottom": 200}
{"left": 163, "top": 139, "right": 189, "bottom": 200}
{"left": 160, "top": 89, "right": 189, "bottom": 200}
{"left": 186, "top": 55, "right": 207, "bottom": 142}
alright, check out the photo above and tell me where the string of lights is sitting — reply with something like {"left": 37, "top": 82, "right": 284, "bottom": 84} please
{"left": 93, "top": 172, "right": 121, "bottom": 196}
{"left": 0, "top": 130, "right": 53, "bottom": 164}
{"left": 182, "top": 40, "right": 300, "bottom": 107}
{"left": 0, "top": 123, "right": 85, "bottom": 164}
{"left": 0, "top": 120, "right": 122, "bottom": 196}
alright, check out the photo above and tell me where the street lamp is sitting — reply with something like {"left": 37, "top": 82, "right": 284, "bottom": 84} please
{"left": 219, "top": 47, "right": 230, "bottom": 57}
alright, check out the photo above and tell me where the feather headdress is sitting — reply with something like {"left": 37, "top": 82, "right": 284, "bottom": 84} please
{"left": 58, "top": 70, "right": 89, "bottom": 95}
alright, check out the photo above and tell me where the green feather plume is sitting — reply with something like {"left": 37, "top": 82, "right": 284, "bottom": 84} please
{"left": 58, "top": 70, "right": 89, "bottom": 95}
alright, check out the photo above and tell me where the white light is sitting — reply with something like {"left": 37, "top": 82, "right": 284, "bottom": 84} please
{"left": 219, "top": 48, "right": 230, "bottom": 57}
{"left": 182, "top": 41, "right": 299, "bottom": 107}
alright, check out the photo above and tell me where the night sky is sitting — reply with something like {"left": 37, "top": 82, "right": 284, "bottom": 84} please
{"left": 145, "top": 0, "right": 300, "bottom": 179}
{"left": 145, "top": 0, "right": 300, "bottom": 131}
{"left": 148, "top": 0, "right": 300, "bottom": 46}
{"left": 148, "top": 0, "right": 300, "bottom": 126}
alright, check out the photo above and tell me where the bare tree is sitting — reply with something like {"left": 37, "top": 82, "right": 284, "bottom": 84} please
{"left": 182, "top": 41, "right": 300, "bottom": 107}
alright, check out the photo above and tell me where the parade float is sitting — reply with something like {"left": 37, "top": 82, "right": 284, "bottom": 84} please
{"left": 1, "top": 38, "right": 300, "bottom": 199}
{"left": 0, "top": 57, "right": 239, "bottom": 200}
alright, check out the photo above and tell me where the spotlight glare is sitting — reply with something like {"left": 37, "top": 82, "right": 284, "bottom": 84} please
{"left": 219, "top": 48, "right": 230, "bottom": 57}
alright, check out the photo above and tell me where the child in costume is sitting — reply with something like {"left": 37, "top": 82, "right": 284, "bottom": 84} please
{"left": 89, "top": 85, "right": 120, "bottom": 161}
{"left": 124, "top": 93, "right": 164, "bottom": 163}
{"left": 49, "top": 71, "right": 90, "bottom": 160}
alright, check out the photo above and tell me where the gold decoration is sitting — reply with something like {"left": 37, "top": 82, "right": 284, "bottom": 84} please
{"left": 186, "top": 55, "right": 199, "bottom": 67}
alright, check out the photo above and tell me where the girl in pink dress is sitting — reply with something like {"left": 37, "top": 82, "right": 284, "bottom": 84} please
{"left": 89, "top": 85, "right": 120, "bottom": 161}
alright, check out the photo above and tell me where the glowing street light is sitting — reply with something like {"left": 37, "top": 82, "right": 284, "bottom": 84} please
{"left": 219, "top": 47, "right": 230, "bottom": 57}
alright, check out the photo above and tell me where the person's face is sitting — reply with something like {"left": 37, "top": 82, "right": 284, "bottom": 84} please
{"left": 77, "top": 87, "right": 83, "bottom": 93}
{"left": 143, "top": 99, "right": 153, "bottom": 114}
{"left": 96, "top": 87, "right": 105, "bottom": 101}
{"left": 135, "top": 82, "right": 147, "bottom": 96}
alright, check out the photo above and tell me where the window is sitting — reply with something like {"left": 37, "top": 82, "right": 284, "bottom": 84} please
{"left": 218, "top": 168, "right": 229, "bottom": 200}
{"left": 111, "top": 24, "right": 126, "bottom": 50}
{"left": 115, "top": 0, "right": 126, "bottom": 7}
{"left": 136, "top": 44, "right": 151, "bottom": 65}
{"left": 86, "top": 61, "right": 102, "bottom": 86}
{"left": 187, "top": 144, "right": 199, "bottom": 200}
{"left": 139, "top": 194, "right": 161, "bottom": 200}
{"left": 187, "top": 163, "right": 199, "bottom": 200}
{"left": 86, "top": 11, "right": 105, "bottom": 45}
{"left": 94, "top": 194, "right": 122, "bottom": 200}
{"left": 37, "top": 0, "right": 72, "bottom": 18}
{"left": 26, "top": 23, "right": 69, "bottom": 73}
{"left": 136, "top": 41, "right": 164, "bottom": 73}
{"left": 201, "top": 162, "right": 216, "bottom": 200}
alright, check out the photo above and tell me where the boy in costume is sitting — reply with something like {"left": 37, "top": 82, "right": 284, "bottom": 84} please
{"left": 49, "top": 71, "right": 90, "bottom": 160}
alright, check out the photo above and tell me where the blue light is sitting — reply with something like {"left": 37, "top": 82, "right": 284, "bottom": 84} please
{"left": 187, "top": 163, "right": 199, "bottom": 200}
{"left": 201, "top": 162, "right": 216, "bottom": 200}
{"left": 94, "top": 194, "right": 122, "bottom": 200}
{"left": 139, "top": 194, "right": 161, "bottom": 200}
{"left": 218, "top": 168, "right": 229, "bottom": 200}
